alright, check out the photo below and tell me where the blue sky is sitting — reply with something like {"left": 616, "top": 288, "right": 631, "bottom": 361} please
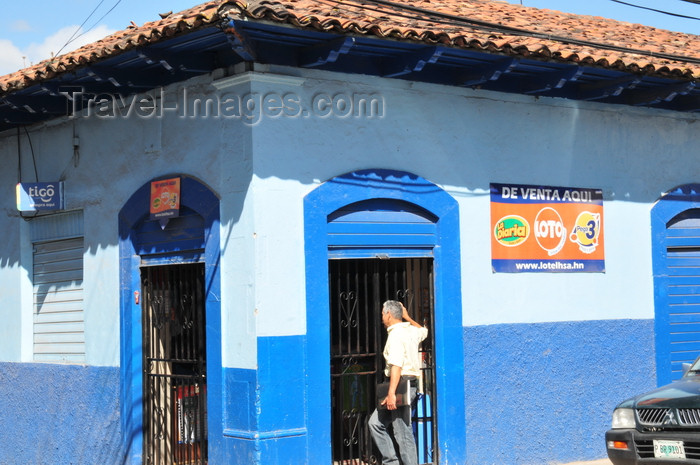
{"left": 0, "top": 0, "right": 698, "bottom": 77}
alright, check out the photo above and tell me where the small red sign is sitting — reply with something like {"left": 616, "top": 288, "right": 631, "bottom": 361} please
{"left": 150, "top": 178, "right": 180, "bottom": 220}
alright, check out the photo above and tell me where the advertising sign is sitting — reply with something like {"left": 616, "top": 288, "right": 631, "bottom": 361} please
{"left": 490, "top": 183, "right": 604, "bottom": 272}
{"left": 150, "top": 177, "right": 181, "bottom": 221}
{"left": 16, "top": 182, "right": 64, "bottom": 212}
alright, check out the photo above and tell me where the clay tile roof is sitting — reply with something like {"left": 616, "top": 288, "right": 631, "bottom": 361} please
{"left": 227, "top": 0, "right": 699, "bottom": 77}
{"left": 0, "top": 0, "right": 224, "bottom": 94}
{"left": 1, "top": 0, "right": 698, "bottom": 95}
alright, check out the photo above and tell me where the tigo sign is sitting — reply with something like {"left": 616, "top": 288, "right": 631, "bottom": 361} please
{"left": 16, "top": 182, "right": 64, "bottom": 212}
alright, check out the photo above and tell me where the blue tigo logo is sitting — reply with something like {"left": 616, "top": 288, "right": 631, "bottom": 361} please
{"left": 16, "top": 182, "right": 65, "bottom": 212}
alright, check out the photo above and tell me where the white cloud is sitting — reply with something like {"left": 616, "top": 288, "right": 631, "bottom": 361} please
{"left": 0, "top": 24, "right": 115, "bottom": 77}
{"left": 25, "top": 24, "right": 115, "bottom": 64}
{"left": 0, "top": 39, "right": 28, "bottom": 76}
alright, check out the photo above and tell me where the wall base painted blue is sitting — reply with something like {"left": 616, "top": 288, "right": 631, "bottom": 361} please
{"left": 464, "top": 319, "right": 656, "bottom": 465}
{"left": 221, "top": 336, "right": 307, "bottom": 465}
{"left": 0, "top": 363, "right": 124, "bottom": 465}
{"left": 0, "top": 321, "right": 655, "bottom": 465}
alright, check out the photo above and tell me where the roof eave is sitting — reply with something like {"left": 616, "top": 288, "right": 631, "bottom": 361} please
{"left": 0, "top": 11, "right": 698, "bottom": 132}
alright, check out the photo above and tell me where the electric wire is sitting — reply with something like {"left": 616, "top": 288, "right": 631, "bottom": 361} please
{"left": 610, "top": 0, "right": 700, "bottom": 21}
{"left": 316, "top": 0, "right": 700, "bottom": 65}
{"left": 17, "top": 127, "right": 39, "bottom": 220}
{"left": 17, "top": 128, "right": 20, "bottom": 183}
{"left": 69, "top": 0, "right": 124, "bottom": 47}
{"left": 23, "top": 127, "right": 39, "bottom": 183}
{"left": 54, "top": 0, "right": 124, "bottom": 58}
{"left": 311, "top": 0, "right": 491, "bottom": 35}
{"left": 54, "top": 0, "right": 107, "bottom": 58}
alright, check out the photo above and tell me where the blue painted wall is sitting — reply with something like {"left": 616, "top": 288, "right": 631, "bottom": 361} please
{"left": 0, "top": 62, "right": 697, "bottom": 465}
{"left": 221, "top": 336, "right": 307, "bottom": 465}
{"left": 464, "top": 319, "right": 656, "bottom": 465}
{"left": 0, "top": 321, "right": 654, "bottom": 465}
{"left": 0, "top": 363, "right": 124, "bottom": 465}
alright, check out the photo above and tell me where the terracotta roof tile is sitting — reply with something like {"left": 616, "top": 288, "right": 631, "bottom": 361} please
{"left": 1, "top": 0, "right": 698, "bottom": 95}
{"left": 231, "top": 0, "right": 698, "bottom": 76}
{"left": 0, "top": 1, "right": 224, "bottom": 94}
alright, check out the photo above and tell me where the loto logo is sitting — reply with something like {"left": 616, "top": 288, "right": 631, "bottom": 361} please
{"left": 494, "top": 215, "right": 530, "bottom": 247}
{"left": 534, "top": 207, "right": 567, "bottom": 256}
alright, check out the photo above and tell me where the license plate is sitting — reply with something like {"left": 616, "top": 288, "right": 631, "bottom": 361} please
{"left": 654, "top": 440, "right": 686, "bottom": 459}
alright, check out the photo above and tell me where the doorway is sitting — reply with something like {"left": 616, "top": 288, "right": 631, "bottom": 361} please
{"left": 141, "top": 263, "right": 208, "bottom": 465}
{"left": 653, "top": 206, "right": 700, "bottom": 383}
{"left": 329, "top": 258, "right": 437, "bottom": 465}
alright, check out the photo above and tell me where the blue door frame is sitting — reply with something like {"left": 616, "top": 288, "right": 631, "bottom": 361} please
{"left": 118, "top": 175, "right": 222, "bottom": 464}
{"left": 304, "top": 169, "right": 467, "bottom": 464}
{"left": 652, "top": 184, "right": 700, "bottom": 386}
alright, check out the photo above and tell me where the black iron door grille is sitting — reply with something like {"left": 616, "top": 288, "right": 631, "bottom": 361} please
{"left": 329, "top": 258, "right": 437, "bottom": 465}
{"left": 142, "top": 263, "right": 208, "bottom": 465}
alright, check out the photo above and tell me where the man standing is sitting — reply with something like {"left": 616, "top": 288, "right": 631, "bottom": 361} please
{"left": 368, "top": 300, "right": 428, "bottom": 465}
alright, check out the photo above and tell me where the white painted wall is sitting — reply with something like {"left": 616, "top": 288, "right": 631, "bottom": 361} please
{"left": 0, "top": 64, "right": 696, "bottom": 370}
{"left": 249, "top": 66, "right": 691, "bottom": 329}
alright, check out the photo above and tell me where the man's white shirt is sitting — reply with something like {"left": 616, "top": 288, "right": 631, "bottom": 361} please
{"left": 383, "top": 322, "right": 428, "bottom": 378}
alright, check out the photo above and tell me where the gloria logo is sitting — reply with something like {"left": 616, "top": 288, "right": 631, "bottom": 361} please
{"left": 569, "top": 211, "right": 601, "bottom": 254}
{"left": 494, "top": 215, "right": 530, "bottom": 247}
{"left": 534, "top": 207, "right": 567, "bottom": 256}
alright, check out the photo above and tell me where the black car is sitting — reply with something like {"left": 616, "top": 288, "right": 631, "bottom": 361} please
{"left": 606, "top": 358, "right": 700, "bottom": 464}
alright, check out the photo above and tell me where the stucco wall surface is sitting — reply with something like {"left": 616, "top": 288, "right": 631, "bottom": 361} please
{"left": 0, "top": 67, "right": 696, "bottom": 365}
{"left": 247, "top": 66, "right": 697, "bottom": 333}
{"left": 464, "top": 319, "right": 656, "bottom": 465}
{"left": 0, "top": 363, "right": 123, "bottom": 465}
{"left": 0, "top": 65, "right": 696, "bottom": 465}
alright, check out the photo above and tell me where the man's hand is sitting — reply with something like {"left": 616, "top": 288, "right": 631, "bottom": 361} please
{"left": 383, "top": 391, "right": 397, "bottom": 410}
{"left": 401, "top": 303, "right": 423, "bottom": 328}
{"left": 401, "top": 303, "right": 410, "bottom": 321}
{"left": 385, "top": 365, "right": 402, "bottom": 410}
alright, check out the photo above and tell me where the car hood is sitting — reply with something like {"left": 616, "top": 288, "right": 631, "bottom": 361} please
{"left": 623, "top": 377, "right": 700, "bottom": 409}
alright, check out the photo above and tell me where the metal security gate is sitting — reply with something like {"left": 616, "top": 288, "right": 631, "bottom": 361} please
{"left": 142, "top": 263, "right": 208, "bottom": 465}
{"left": 330, "top": 258, "right": 437, "bottom": 465}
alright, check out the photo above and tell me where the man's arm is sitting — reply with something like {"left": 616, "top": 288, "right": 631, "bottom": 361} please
{"left": 382, "top": 365, "right": 402, "bottom": 410}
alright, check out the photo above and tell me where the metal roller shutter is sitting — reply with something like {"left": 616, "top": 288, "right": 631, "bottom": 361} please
{"left": 31, "top": 212, "right": 84, "bottom": 363}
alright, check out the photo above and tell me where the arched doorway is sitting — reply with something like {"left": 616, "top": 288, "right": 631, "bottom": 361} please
{"left": 652, "top": 185, "right": 700, "bottom": 385}
{"left": 304, "top": 169, "right": 466, "bottom": 464}
{"left": 119, "top": 176, "right": 222, "bottom": 465}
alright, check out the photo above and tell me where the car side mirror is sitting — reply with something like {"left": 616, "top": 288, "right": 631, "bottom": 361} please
{"left": 683, "top": 362, "right": 692, "bottom": 374}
